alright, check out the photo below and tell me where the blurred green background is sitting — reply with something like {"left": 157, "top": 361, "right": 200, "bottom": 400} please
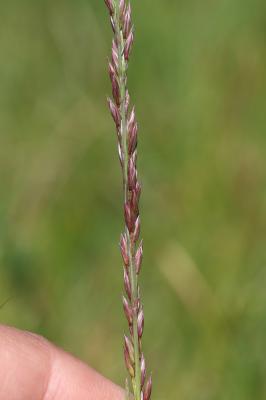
{"left": 1, "top": 0, "right": 266, "bottom": 398}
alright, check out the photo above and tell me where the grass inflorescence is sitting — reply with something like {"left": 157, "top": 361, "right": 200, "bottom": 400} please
{"left": 104, "top": 1, "right": 152, "bottom": 399}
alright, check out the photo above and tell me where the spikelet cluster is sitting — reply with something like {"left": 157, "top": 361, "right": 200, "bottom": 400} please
{"left": 104, "top": 1, "right": 152, "bottom": 399}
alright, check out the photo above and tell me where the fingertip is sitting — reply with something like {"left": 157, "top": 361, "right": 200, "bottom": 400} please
{"left": 0, "top": 324, "right": 52, "bottom": 400}
{"left": 46, "top": 343, "right": 125, "bottom": 400}
{"left": 0, "top": 325, "right": 124, "bottom": 400}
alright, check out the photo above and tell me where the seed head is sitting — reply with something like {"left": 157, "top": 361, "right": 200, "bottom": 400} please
{"left": 123, "top": 4, "right": 132, "bottom": 39}
{"left": 112, "top": 76, "right": 120, "bottom": 106}
{"left": 108, "top": 60, "right": 115, "bottom": 81}
{"left": 124, "top": 335, "right": 135, "bottom": 364}
{"left": 125, "top": 90, "right": 130, "bottom": 115}
{"left": 124, "top": 201, "right": 135, "bottom": 232}
{"left": 140, "top": 353, "right": 146, "bottom": 388}
{"left": 128, "top": 157, "right": 137, "bottom": 190}
{"left": 123, "top": 267, "right": 132, "bottom": 300}
{"left": 120, "top": 234, "right": 129, "bottom": 266}
{"left": 119, "top": 0, "right": 126, "bottom": 18}
{"left": 135, "top": 181, "right": 141, "bottom": 201}
{"left": 124, "top": 29, "right": 134, "bottom": 61}
{"left": 135, "top": 240, "right": 143, "bottom": 274}
{"left": 104, "top": 0, "right": 114, "bottom": 15}
{"left": 137, "top": 307, "right": 144, "bottom": 338}
{"left": 128, "top": 122, "right": 138, "bottom": 155}
{"left": 130, "top": 189, "right": 139, "bottom": 217}
{"left": 104, "top": 0, "right": 152, "bottom": 397}
{"left": 118, "top": 144, "right": 124, "bottom": 166}
{"left": 143, "top": 376, "right": 152, "bottom": 400}
{"left": 107, "top": 98, "right": 120, "bottom": 129}
{"left": 133, "top": 216, "right": 141, "bottom": 243}
{"left": 127, "top": 107, "right": 135, "bottom": 133}
{"left": 111, "top": 40, "right": 119, "bottom": 70}
{"left": 123, "top": 295, "right": 133, "bottom": 326}
{"left": 124, "top": 345, "right": 135, "bottom": 377}
{"left": 110, "top": 16, "right": 116, "bottom": 33}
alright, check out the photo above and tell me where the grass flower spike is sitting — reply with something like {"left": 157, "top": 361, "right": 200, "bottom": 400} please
{"left": 104, "top": 1, "right": 152, "bottom": 399}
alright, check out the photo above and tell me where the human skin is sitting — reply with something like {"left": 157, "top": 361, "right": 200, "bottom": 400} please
{"left": 0, "top": 325, "right": 124, "bottom": 400}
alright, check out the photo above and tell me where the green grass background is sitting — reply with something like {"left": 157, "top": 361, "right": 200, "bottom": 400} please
{"left": 1, "top": 0, "right": 266, "bottom": 398}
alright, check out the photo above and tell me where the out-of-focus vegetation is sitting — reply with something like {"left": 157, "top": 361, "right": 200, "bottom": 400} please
{"left": 1, "top": 0, "right": 266, "bottom": 398}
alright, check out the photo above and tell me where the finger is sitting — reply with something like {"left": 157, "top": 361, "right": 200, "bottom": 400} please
{"left": 0, "top": 325, "right": 124, "bottom": 400}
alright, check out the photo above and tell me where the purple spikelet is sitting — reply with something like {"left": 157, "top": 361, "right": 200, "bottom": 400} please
{"left": 104, "top": 1, "right": 152, "bottom": 399}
